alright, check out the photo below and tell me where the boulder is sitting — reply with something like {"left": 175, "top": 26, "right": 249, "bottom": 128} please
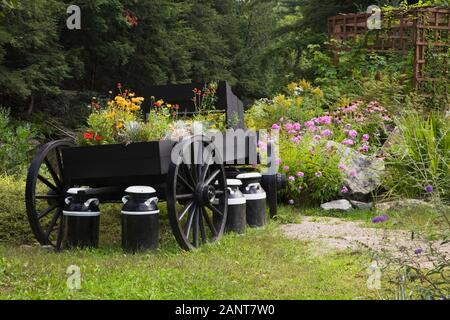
{"left": 326, "top": 141, "right": 385, "bottom": 197}
{"left": 321, "top": 199, "right": 352, "bottom": 211}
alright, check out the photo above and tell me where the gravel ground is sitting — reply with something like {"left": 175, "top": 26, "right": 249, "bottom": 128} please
{"left": 281, "top": 216, "right": 450, "bottom": 268}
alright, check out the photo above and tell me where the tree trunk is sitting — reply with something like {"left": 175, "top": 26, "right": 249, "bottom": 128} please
{"left": 26, "top": 94, "right": 34, "bottom": 116}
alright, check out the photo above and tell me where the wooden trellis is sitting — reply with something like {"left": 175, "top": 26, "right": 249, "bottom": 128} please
{"left": 328, "top": 7, "right": 450, "bottom": 97}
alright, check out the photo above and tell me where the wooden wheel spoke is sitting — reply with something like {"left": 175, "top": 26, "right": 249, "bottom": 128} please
{"left": 199, "top": 208, "right": 207, "bottom": 243}
{"left": 178, "top": 201, "right": 194, "bottom": 221}
{"left": 204, "top": 169, "right": 220, "bottom": 186}
{"left": 202, "top": 207, "right": 218, "bottom": 236}
{"left": 207, "top": 203, "right": 224, "bottom": 217}
{"left": 178, "top": 173, "right": 194, "bottom": 192}
{"left": 184, "top": 208, "right": 195, "bottom": 239}
{"left": 44, "top": 158, "right": 62, "bottom": 188}
{"left": 38, "top": 204, "right": 59, "bottom": 220}
{"left": 192, "top": 208, "right": 199, "bottom": 247}
{"left": 36, "top": 194, "right": 60, "bottom": 200}
{"left": 45, "top": 209, "right": 62, "bottom": 238}
{"left": 38, "top": 174, "right": 60, "bottom": 193}
{"left": 176, "top": 193, "right": 194, "bottom": 201}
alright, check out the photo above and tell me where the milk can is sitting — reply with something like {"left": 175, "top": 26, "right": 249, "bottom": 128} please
{"left": 222, "top": 179, "right": 247, "bottom": 234}
{"left": 63, "top": 188, "right": 100, "bottom": 249}
{"left": 236, "top": 173, "right": 267, "bottom": 227}
{"left": 121, "top": 186, "right": 159, "bottom": 253}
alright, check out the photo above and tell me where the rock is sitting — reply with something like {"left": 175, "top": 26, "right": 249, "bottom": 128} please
{"left": 40, "top": 245, "right": 55, "bottom": 253}
{"left": 349, "top": 200, "right": 373, "bottom": 210}
{"left": 375, "top": 199, "right": 434, "bottom": 212}
{"left": 321, "top": 199, "right": 352, "bottom": 211}
{"left": 326, "top": 141, "right": 385, "bottom": 197}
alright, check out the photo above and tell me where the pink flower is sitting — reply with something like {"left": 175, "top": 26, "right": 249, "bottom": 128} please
{"left": 297, "top": 172, "right": 304, "bottom": 177}
{"left": 315, "top": 171, "right": 322, "bottom": 177}
{"left": 345, "top": 124, "right": 352, "bottom": 130}
{"left": 304, "top": 120, "right": 315, "bottom": 127}
{"left": 293, "top": 123, "right": 301, "bottom": 131}
{"left": 285, "top": 123, "right": 294, "bottom": 131}
{"left": 283, "top": 165, "right": 290, "bottom": 171}
{"left": 361, "top": 145, "right": 369, "bottom": 153}
{"left": 338, "top": 163, "right": 346, "bottom": 171}
{"left": 288, "top": 130, "right": 297, "bottom": 135}
{"left": 348, "top": 170, "right": 357, "bottom": 177}
{"left": 288, "top": 176, "right": 295, "bottom": 181}
{"left": 362, "top": 134, "right": 370, "bottom": 141}
{"left": 313, "top": 135, "right": 321, "bottom": 141}
{"left": 271, "top": 124, "right": 280, "bottom": 130}
{"left": 341, "top": 186, "right": 349, "bottom": 194}
{"left": 275, "top": 158, "right": 282, "bottom": 165}
{"left": 321, "top": 129, "right": 332, "bottom": 137}
{"left": 316, "top": 115, "right": 332, "bottom": 125}
{"left": 342, "top": 139, "right": 354, "bottom": 146}
{"left": 258, "top": 141, "right": 267, "bottom": 151}
{"left": 348, "top": 130, "right": 358, "bottom": 138}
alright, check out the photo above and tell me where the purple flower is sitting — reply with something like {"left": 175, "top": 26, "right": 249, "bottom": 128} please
{"left": 316, "top": 115, "right": 332, "bottom": 125}
{"left": 288, "top": 199, "right": 294, "bottom": 205}
{"left": 271, "top": 124, "right": 280, "bottom": 130}
{"left": 313, "top": 135, "right": 321, "bottom": 141}
{"left": 342, "top": 139, "right": 354, "bottom": 146}
{"left": 341, "top": 186, "right": 349, "bottom": 194}
{"left": 283, "top": 165, "right": 289, "bottom": 171}
{"left": 321, "top": 129, "right": 332, "bottom": 137}
{"left": 425, "top": 185, "right": 433, "bottom": 193}
{"left": 293, "top": 123, "right": 301, "bottom": 131}
{"left": 414, "top": 248, "right": 423, "bottom": 255}
{"left": 297, "top": 171, "right": 304, "bottom": 177}
{"left": 288, "top": 176, "right": 295, "bottom": 182}
{"left": 348, "top": 130, "right": 358, "bottom": 138}
{"left": 362, "top": 134, "right": 370, "bottom": 141}
{"left": 315, "top": 171, "right": 322, "bottom": 177}
{"left": 372, "top": 215, "right": 389, "bottom": 223}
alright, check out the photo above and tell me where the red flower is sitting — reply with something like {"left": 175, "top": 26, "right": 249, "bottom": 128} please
{"left": 84, "top": 132, "right": 94, "bottom": 140}
{"left": 95, "top": 135, "right": 103, "bottom": 141}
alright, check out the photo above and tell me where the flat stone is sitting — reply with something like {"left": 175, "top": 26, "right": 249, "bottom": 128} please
{"left": 320, "top": 199, "right": 352, "bottom": 211}
{"left": 349, "top": 200, "right": 373, "bottom": 210}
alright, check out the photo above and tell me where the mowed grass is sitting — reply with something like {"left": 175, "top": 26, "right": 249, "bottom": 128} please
{"left": 0, "top": 205, "right": 377, "bottom": 300}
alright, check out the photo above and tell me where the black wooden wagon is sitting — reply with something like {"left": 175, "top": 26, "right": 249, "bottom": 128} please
{"left": 25, "top": 82, "right": 286, "bottom": 250}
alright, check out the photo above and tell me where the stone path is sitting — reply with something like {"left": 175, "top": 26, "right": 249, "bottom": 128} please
{"left": 281, "top": 216, "right": 450, "bottom": 268}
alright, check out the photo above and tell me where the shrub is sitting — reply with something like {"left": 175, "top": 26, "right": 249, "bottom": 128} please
{"left": 0, "top": 175, "right": 34, "bottom": 244}
{"left": 0, "top": 108, "right": 36, "bottom": 175}
{"left": 384, "top": 112, "right": 450, "bottom": 202}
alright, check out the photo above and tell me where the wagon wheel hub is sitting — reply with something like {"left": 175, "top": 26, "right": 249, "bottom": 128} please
{"left": 195, "top": 184, "right": 216, "bottom": 205}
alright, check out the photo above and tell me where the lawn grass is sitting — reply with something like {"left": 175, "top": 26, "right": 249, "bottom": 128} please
{"left": 0, "top": 208, "right": 377, "bottom": 300}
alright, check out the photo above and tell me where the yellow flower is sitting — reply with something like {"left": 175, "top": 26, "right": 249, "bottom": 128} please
{"left": 132, "top": 97, "right": 144, "bottom": 104}
{"left": 312, "top": 87, "right": 324, "bottom": 98}
{"left": 116, "top": 122, "right": 124, "bottom": 129}
{"left": 299, "top": 79, "right": 312, "bottom": 90}
{"left": 128, "top": 92, "right": 135, "bottom": 97}
{"left": 287, "top": 82, "right": 298, "bottom": 93}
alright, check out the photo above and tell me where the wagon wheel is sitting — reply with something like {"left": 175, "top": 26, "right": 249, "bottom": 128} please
{"left": 25, "top": 140, "right": 75, "bottom": 247}
{"left": 167, "top": 135, "right": 228, "bottom": 251}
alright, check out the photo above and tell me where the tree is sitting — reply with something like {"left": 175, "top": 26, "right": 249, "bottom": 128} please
{"left": 0, "top": 0, "right": 70, "bottom": 115}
